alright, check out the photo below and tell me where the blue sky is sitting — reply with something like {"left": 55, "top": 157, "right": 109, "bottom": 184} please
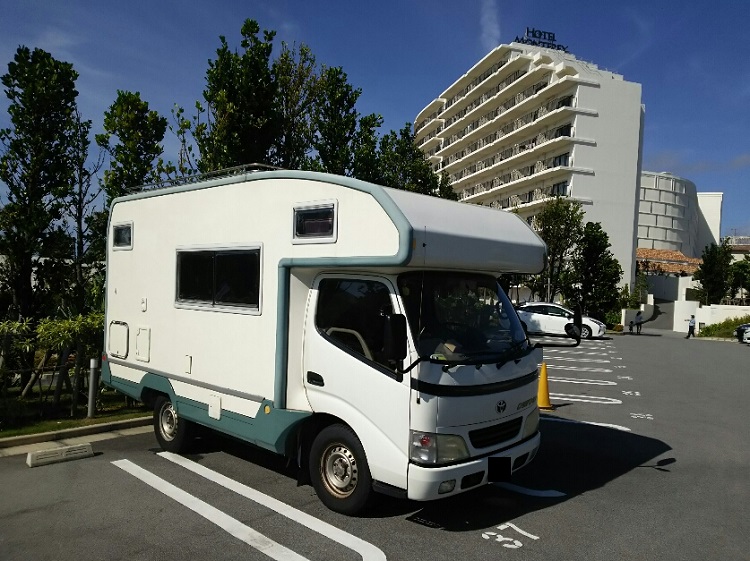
{"left": 1, "top": 0, "right": 748, "bottom": 236}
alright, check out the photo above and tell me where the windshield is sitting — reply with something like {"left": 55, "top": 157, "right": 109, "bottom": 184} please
{"left": 398, "top": 271, "right": 528, "bottom": 361}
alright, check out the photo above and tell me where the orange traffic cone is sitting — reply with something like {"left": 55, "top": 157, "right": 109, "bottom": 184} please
{"left": 537, "top": 362, "right": 555, "bottom": 411}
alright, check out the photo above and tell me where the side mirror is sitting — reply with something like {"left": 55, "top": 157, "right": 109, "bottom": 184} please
{"left": 383, "top": 313, "right": 408, "bottom": 361}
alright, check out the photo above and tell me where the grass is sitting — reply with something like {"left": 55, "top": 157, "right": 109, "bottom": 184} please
{"left": 698, "top": 314, "right": 750, "bottom": 338}
{"left": 0, "top": 384, "right": 151, "bottom": 439}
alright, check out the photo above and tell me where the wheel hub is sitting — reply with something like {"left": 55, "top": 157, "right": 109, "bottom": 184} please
{"left": 323, "top": 445, "right": 358, "bottom": 495}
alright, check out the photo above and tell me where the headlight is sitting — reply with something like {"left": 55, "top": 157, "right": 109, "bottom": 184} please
{"left": 523, "top": 407, "right": 540, "bottom": 438}
{"left": 410, "top": 431, "right": 470, "bottom": 465}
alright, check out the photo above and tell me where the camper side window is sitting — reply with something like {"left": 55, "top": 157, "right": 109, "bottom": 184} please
{"left": 293, "top": 201, "right": 337, "bottom": 243}
{"left": 112, "top": 223, "right": 133, "bottom": 249}
{"left": 176, "top": 249, "right": 260, "bottom": 310}
{"left": 315, "top": 278, "right": 393, "bottom": 370}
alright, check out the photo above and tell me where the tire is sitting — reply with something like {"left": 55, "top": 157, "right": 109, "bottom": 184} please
{"left": 153, "top": 395, "right": 193, "bottom": 453}
{"left": 580, "top": 325, "right": 592, "bottom": 339}
{"left": 309, "top": 424, "right": 373, "bottom": 515}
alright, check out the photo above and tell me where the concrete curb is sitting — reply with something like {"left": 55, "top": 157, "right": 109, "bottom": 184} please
{"left": 0, "top": 416, "right": 153, "bottom": 449}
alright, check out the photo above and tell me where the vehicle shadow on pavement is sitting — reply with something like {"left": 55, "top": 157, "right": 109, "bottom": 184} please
{"left": 399, "top": 420, "right": 672, "bottom": 530}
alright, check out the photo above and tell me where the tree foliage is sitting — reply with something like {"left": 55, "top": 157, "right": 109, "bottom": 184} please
{"left": 729, "top": 255, "right": 750, "bottom": 299}
{"left": 195, "top": 19, "right": 280, "bottom": 172}
{"left": 271, "top": 42, "right": 319, "bottom": 169}
{"left": 0, "top": 46, "right": 79, "bottom": 323}
{"left": 527, "top": 197, "right": 584, "bottom": 301}
{"left": 96, "top": 90, "right": 168, "bottom": 201}
{"left": 309, "top": 66, "right": 361, "bottom": 175}
{"left": 563, "top": 222, "right": 622, "bottom": 319}
{"left": 694, "top": 240, "right": 733, "bottom": 304}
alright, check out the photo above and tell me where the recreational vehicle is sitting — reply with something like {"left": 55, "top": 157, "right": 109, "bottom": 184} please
{"left": 101, "top": 167, "right": 577, "bottom": 514}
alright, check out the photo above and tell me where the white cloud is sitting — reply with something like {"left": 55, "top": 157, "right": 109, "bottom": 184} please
{"left": 480, "top": 0, "right": 501, "bottom": 54}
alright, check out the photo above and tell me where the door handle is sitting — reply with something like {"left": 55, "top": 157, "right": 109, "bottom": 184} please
{"left": 307, "top": 371, "right": 325, "bottom": 387}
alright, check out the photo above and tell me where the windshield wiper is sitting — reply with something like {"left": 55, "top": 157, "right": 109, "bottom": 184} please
{"left": 397, "top": 341, "right": 531, "bottom": 374}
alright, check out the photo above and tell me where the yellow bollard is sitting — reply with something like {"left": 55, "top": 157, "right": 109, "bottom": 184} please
{"left": 537, "top": 362, "right": 555, "bottom": 411}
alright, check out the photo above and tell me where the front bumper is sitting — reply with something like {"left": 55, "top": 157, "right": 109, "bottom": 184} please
{"left": 406, "top": 432, "right": 540, "bottom": 501}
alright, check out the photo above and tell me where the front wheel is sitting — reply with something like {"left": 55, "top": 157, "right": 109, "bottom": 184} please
{"left": 309, "top": 424, "right": 373, "bottom": 515}
{"left": 153, "top": 396, "right": 193, "bottom": 453}
{"left": 580, "top": 325, "right": 592, "bottom": 339}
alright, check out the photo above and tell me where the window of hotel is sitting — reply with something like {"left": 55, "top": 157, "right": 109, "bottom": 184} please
{"left": 552, "top": 153, "right": 570, "bottom": 168}
{"left": 551, "top": 181, "right": 568, "bottom": 196}
{"left": 176, "top": 248, "right": 260, "bottom": 310}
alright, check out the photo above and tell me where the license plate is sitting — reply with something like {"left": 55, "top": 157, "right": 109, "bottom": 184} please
{"left": 487, "top": 456, "right": 511, "bottom": 481}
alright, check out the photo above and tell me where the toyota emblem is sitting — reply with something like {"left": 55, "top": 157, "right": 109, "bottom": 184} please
{"left": 496, "top": 400, "right": 506, "bottom": 414}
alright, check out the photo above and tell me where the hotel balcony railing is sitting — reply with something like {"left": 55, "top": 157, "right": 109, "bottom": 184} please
{"left": 442, "top": 58, "right": 510, "bottom": 113}
{"left": 440, "top": 74, "right": 553, "bottom": 153}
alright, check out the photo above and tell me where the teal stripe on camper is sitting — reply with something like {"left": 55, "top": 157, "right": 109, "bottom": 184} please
{"left": 107, "top": 371, "right": 310, "bottom": 454}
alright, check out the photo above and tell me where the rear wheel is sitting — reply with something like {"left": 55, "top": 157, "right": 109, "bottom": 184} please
{"left": 153, "top": 396, "right": 193, "bottom": 453}
{"left": 309, "top": 424, "right": 372, "bottom": 515}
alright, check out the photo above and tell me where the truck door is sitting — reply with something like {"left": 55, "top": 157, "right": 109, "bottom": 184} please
{"left": 303, "top": 274, "right": 410, "bottom": 489}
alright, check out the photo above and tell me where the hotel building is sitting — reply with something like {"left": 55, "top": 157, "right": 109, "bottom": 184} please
{"left": 414, "top": 41, "right": 644, "bottom": 285}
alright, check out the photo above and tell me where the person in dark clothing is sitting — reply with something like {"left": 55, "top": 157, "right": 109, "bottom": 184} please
{"left": 685, "top": 315, "right": 696, "bottom": 339}
{"left": 635, "top": 311, "right": 643, "bottom": 335}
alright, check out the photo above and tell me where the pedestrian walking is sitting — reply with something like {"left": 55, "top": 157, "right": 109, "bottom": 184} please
{"left": 635, "top": 311, "right": 643, "bottom": 335}
{"left": 686, "top": 315, "right": 696, "bottom": 338}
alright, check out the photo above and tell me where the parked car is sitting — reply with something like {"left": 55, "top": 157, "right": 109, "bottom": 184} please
{"left": 516, "top": 302, "right": 606, "bottom": 339}
{"left": 732, "top": 323, "right": 750, "bottom": 343}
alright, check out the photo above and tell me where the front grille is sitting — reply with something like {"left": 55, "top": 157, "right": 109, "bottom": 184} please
{"left": 469, "top": 417, "right": 523, "bottom": 449}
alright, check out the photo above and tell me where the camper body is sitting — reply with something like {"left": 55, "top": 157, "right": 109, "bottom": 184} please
{"left": 102, "top": 170, "right": 548, "bottom": 514}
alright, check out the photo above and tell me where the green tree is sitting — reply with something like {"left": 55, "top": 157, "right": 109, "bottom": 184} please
{"left": 564, "top": 222, "right": 622, "bottom": 320}
{"left": 96, "top": 90, "right": 168, "bottom": 202}
{"left": 729, "top": 255, "right": 750, "bottom": 300}
{"left": 271, "top": 42, "right": 319, "bottom": 169}
{"left": 66, "top": 110, "right": 104, "bottom": 314}
{"left": 351, "top": 113, "right": 384, "bottom": 183}
{"left": 378, "top": 123, "right": 446, "bottom": 196}
{"left": 527, "top": 197, "right": 584, "bottom": 301}
{"left": 0, "top": 47, "right": 79, "bottom": 323}
{"left": 694, "top": 240, "right": 733, "bottom": 304}
{"left": 310, "top": 66, "right": 360, "bottom": 175}
{"left": 194, "top": 19, "right": 280, "bottom": 171}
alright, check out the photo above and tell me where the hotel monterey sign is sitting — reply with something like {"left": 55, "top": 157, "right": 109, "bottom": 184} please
{"left": 515, "top": 28, "right": 569, "bottom": 52}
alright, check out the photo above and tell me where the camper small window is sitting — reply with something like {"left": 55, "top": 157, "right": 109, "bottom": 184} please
{"left": 293, "top": 202, "right": 337, "bottom": 243}
{"left": 113, "top": 223, "right": 133, "bottom": 249}
{"left": 176, "top": 248, "right": 261, "bottom": 310}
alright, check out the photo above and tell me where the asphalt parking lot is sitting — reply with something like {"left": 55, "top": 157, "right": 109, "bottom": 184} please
{"left": 1, "top": 330, "right": 747, "bottom": 561}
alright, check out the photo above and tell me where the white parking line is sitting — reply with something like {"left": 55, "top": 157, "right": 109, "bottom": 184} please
{"left": 158, "top": 452, "right": 386, "bottom": 561}
{"left": 112, "top": 459, "right": 308, "bottom": 561}
{"left": 544, "top": 349, "right": 613, "bottom": 357}
{"left": 547, "top": 376, "right": 617, "bottom": 386}
{"left": 544, "top": 365, "right": 612, "bottom": 373}
{"left": 541, "top": 416, "right": 631, "bottom": 432}
{"left": 549, "top": 393, "right": 622, "bottom": 405}
{"left": 544, "top": 356, "right": 611, "bottom": 364}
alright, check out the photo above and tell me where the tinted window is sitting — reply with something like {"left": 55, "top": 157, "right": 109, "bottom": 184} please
{"left": 177, "top": 249, "right": 260, "bottom": 308}
{"left": 295, "top": 205, "right": 335, "bottom": 238}
{"left": 113, "top": 224, "right": 132, "bottom": 248}
{"left": 315, "top": 278, "right": 393, "bottom": 369}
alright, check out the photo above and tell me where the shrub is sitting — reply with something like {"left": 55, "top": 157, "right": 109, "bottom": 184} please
{"left": 698, "top": 315, "right": 750, "bottom": 338}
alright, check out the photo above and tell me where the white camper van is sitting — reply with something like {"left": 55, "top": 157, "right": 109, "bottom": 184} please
{"left": 102, "top": 168, "right": 573, "bottom": 514}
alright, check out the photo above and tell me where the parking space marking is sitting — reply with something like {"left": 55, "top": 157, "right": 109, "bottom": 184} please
{"left": 547, "top": 376, "right": 617, "bottom": 386}
{"left": 158, "top": 452, "right": 386, "bottom": 561}
{"left": 112, "top": 459, "right": 308, "bottom": 561}
{"left": 548, "top": 393, "right": 622, "bottom": 405}
{"left": 544, "top": 349, "right": 613, "bottom": 357}
{"left": 544, "top": 356, "right": 611, "bottom": 364}
{"left": 544, "top": 365, "right": 613, "bottom": 373}
{"left": 541, "top": 416, "right": 631, "bottom": 432}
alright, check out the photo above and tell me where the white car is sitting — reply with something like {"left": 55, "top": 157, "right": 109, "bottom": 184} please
{"left": 516, "top": 302, "right": 606, "bottom": 339}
